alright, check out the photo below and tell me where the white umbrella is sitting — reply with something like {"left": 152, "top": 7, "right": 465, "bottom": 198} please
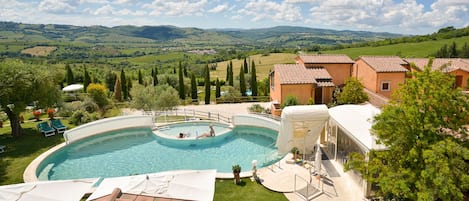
{"left": 314, "top": 144, "right": 322, "bottom": 174}
{"left": 0, "top": 179, "right": 98, "bottom": 201}
{"left": 88, "top": 170, "right": 216, "bottom": 201}
{"left": 62, "top": 84, "right": 84, "bottom": 92}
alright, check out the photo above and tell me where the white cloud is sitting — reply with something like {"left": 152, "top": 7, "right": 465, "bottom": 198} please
{"left": 79, "top": 0, "right": 108, "bottom": 4}
{"left": 113, "top": 0, "right": 134, "bottom": 4}
{"left": 144, "top": 0, "right": 208, "bottom": 17}
{"left": 239, "top": 0, "right": 303, "bottom": 22}
{"left": 117, "top": 8, "right": 147, "bottom": 16}
{"left": 39, "top": 0, "right": 76, "bottom": 13}
{"left": 92, "top": 4, "right": 114, "bottom": 15}
{"left": 208, "top": 3, "right": 229, "bottom": 13}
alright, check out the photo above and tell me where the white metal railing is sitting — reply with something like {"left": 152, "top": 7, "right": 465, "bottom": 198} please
{"left": 63, "top": 115, "right": 153, "bottom": 144}
{"left": 294, "top": 174, "right": 323, "bottom": 200}
{"left": 143, "top": 109, "right": 232, "bottom": 124}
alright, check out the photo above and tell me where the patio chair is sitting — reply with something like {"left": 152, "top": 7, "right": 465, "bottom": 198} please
{"left": 0, "top": 145, "right": 5, "bottom": 153}
{"left": 37, "top": 122, "right": 56, "bottom": 137}
{"left": 50, "top": 119, "right": 67, "bottom": 134}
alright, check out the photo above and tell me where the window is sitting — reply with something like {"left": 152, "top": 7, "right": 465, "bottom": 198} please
{"left": 270, "top": 72, "right": 275, "bottom": 90}
{"left": 381, "top": 81, "right": 390, "bottom": 91}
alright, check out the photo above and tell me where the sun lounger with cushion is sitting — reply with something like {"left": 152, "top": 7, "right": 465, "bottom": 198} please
{"left": 37, "top": 122, "right": 56, "bottom": 137}
{"left": 50, "top": 119, "right": 67, "bottom": 134}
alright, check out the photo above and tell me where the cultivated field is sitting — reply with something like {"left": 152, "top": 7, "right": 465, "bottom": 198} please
{"left": 325, "top": 36, "right": 469, "bottom": 59}
{"left": 21, "top": 46, "right": 57, "bottom": 56}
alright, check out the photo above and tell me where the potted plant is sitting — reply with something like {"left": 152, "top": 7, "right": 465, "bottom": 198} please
{"left": 32, "top": 110, "right": 41, "bottom": 121}
{"left": 232, "top": 164, "right": 241, "bottom": 184}
{"left": 291, "top": 147, "right": 300, "bottom": 160}
{"left": 47, "top": 108, "right": 55, "bottom": 120}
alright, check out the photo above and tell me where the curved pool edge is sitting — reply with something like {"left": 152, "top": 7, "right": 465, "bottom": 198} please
{"left": 24, "top": 142, "right": 67, "bottom": 183}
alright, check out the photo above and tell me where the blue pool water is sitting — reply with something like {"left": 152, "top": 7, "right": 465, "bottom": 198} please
{"left": 37, "top": 126, "right": 282, "bottom": 180}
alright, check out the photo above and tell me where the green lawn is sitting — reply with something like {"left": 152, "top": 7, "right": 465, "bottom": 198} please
{"left": 214, "top": 178, "right": 288, "bottom": 201}
{"left": 0, "top": 117, "right": 287, "bottom": 200}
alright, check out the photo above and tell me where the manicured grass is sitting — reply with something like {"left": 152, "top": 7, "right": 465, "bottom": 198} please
{"left": 324, "top": 36, "right": 469, "bottom": 59}
{"left": 214, "top": 178, "right": 288, "bottom": 201}
{"left": 0, "top": 120, "right": 69, "bottom": 185}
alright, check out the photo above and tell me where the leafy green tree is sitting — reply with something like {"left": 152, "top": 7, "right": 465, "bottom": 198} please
{"left": 86, "top": 83, "right": 109, "bottom": 115}
{"left": 280, "top": 95, "right": 298, "bottom": 109}
{"left": 120, "top": 69, "right": 128, "bottom": 100}
{"left": 155, "top": 84, "right": 179, "bottom": 110}
{"left": 105, "top": 71, "right": 116, "bottom": 92}
{"left": 239, "top": 65, "right": 246, "bottom": 96}
{"left": 347, "top": 60, "right": 469, "bottom": 200}
{"left": 130, "top": 85, "right": 157, "bottom": 112}
{"left": 178, "top": 61, "right": 185, "bottom": 100}
{"left": 138, "top": 70, "right": 143, "bottom": 85}
{"left": 215, "top": 78, "right": 221, "bottom": 98}
{"left": 336, "top": 77, "right": 368, "bottom": 104}
{"left": 66, "top": 64, "right": 74, "bottom": 85}
{"left": 83, "top": 67, "right": 91, "bottom": 91}
{"left": 258, "top": 77, "right": 270, "bottom": 96}
{"left": 114, "top": 78, "right": 122, "bottom": 102}
{"left": 204, "top": 64, "right": 211, "bottom": 104}
{"left": 190, "top": 73, "right": 198, "bottom": 101}
{"left": 250, "top": 60, "right": 258, "bottom": 96}
{"left": 0, "top": 60, "right": 62, "bottom": 137}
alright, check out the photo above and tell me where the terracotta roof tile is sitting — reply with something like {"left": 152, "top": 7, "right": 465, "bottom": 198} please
{"left": 358, "top": 56, "right": 408, "bottom": 72}
{"left": 298, "top": 54, "right": 354, "bottom": 64}
{"left": 405, "top": 58, "right": 469, "bottom": 73}
{"left": 274, "top": 64, "right": 333, "bottom": 85}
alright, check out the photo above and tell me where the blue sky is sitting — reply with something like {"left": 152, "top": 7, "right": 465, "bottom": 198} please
{"left": 1, "top": 0, "right": 468, "bottom": 34}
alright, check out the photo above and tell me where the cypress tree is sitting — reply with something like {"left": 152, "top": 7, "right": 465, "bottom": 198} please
{"left": 173, "top": 66, "right": 176, "bottom": 74}
{"left": 243, "top": 58, "right": 248, "bottom": 73}
{"left": 461, "top": 42, "right": 469, "bottom": 58}
{"left": 215, "top": 78, "right": 221, "bottom": 98}
{"left": 178, "top": 61, "right": 185, "bottom": 100}
{"left": 449, "top": 41, "right": 457, "bottom": 58}
{"left": 191, "top": 73, "right": 198, "bottom": 101}
{"left": 204, "top": 64, "right": 210, "bottom": 104}
{"left": 83, "top": 67, "right": 91, "bottom": 91}
{"left": 138, "top": 70, "right": 143, "bottom": 85}
{"left": 250, "top": 60, "right": 258, "bottom": 96}
{"left": 183, "top": 63, "right": 188, "bottom": 77}
{"left": 114, "top": 78, "right": 122, "bottom": 102}
{"left": 127, "top": 78, "right": 132, "bottom": 99}
{"left": 228, "top": 61, "right": 234, "bottom": 86}
{"left": 105, "top": 71, "right": 116, "bottom": 92}
{"left": 239, "top": 65, "right": 246, "bottom": 96}
{"left": 66, "top": 64, "right": 74, "bottom": 85}
{"left": 226, "top": 63, "right": 230, "bottom": 81}
{"left": 120, "top": 69, "right": 128, "bottom": 100}
{"left": 153, "top": 67, "right": 158, "bottom": 86}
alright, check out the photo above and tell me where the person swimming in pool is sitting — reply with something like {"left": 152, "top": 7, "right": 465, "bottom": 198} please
{"left": 196, "top": 125, "right": 215, "bottom": 139}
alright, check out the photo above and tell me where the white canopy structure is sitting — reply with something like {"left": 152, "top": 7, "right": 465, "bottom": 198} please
{"left": 62, "top": 84, "right": 84, "bottom": 92}
{"left": 276, "top": 105, "right": 329, "bottom": 155}
{"left": 87, "top": 170, "right": 216, "bottom": 201}
{"left": 0, "top": 179, "right": 97, "bottom": 201}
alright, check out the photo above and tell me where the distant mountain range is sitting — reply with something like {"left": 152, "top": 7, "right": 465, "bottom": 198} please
{"left": 0, "top": 21, "right": 403, "bottom": 48}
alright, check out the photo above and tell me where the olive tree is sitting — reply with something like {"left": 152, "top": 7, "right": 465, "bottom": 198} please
{"left": 0, "top": 60, "right": 62, "bottom": 137}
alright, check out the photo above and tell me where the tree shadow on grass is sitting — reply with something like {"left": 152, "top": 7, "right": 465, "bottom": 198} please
{"left": 0, "top": 127, "right": 64, "bottom": 158}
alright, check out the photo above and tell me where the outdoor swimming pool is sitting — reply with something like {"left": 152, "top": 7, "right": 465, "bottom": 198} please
{"left": 36, "top": 125, "right": 282, "bottom": 180}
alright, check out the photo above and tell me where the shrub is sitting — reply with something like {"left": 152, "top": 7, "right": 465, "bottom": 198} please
{"left": 248, "top": 104, "right": 264, "bottom": 113}
{"left": 281, "top": 95, "right": 298, "bottom": 109}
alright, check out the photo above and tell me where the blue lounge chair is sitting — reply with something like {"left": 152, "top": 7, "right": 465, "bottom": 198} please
{"left": 37, "top": 122, "right": 55, "bottom": 137}
{"left": 50, "top": 119, "right": 67, "bottom": 134}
